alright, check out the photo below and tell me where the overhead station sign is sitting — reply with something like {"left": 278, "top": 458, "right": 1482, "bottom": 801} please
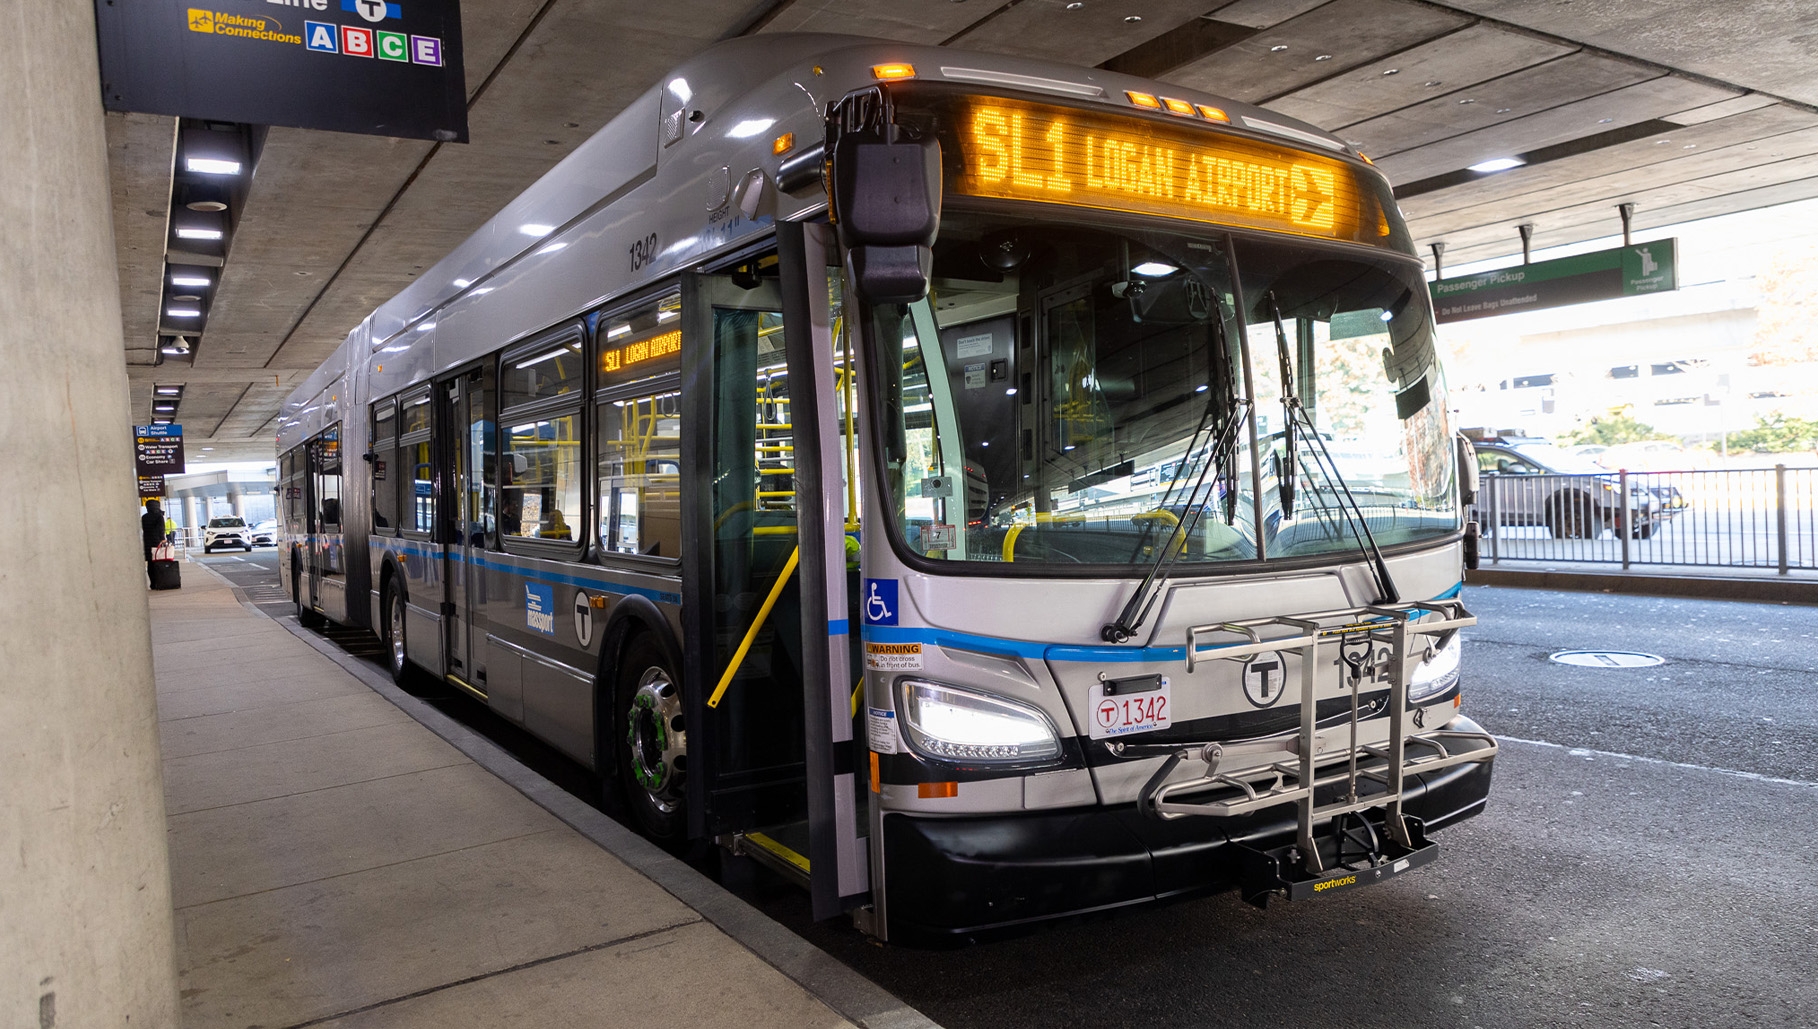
{"left": 95, "top": 0, "right": 467, "bottom": 142}
{"left": 1429, "top": 240, "right": 1677, "bottom": 324}
{"left": 135, "top": 424, "right": 185, "bottom": 498}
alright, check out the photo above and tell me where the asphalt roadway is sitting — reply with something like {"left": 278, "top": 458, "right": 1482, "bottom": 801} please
{"left": 199, "top": 550, "right": 1818, "bottom": 1029}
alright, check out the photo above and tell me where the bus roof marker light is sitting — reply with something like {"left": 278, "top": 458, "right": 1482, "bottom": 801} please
{"left": 1468, "top": 157, "right": 1525, "bottom": 173}
{"left": 1125, "top": 90, "right": 1161, "bottom": 109}
{"left": 872, "top": 63, "right": 915, "bottom": 80}
{"left": 728, "top": 118, "right": 775, "bottom": 139}
{"left": 1162, "top": 97, "right": 1195, "bottom": 116}
{"left": 1196, "top": 105, "right": 1229, "bottom": 122}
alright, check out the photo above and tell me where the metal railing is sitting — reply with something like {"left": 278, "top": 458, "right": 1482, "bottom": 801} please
{"left": 1472, "top": 465, "right": 1817, "bottom": 573}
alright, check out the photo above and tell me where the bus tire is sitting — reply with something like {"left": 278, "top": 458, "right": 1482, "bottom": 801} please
{"left": 382, "top": 580, "right": 414, "bottom": 689}
{"left": 616, "top": 633, "right": 689, "bottom": 847}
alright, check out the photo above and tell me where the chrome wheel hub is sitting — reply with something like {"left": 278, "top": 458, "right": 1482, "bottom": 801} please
{"left": 388, "top": 596, "right": 405, "bottom": 672}
{"left": 626, "top": 667, "right": 685, "bottom": 811}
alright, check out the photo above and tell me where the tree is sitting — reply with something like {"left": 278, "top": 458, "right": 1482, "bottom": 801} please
{"left": 1563, "top": 409, "right": 1674, "bottom": 446}
{"left": 1726, "top": 412, "right": 1818, "bottom": 454}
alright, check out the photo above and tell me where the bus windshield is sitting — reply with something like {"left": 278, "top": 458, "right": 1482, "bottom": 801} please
{"left": 864, "top": 208, "right": 1458, "bottom": 569}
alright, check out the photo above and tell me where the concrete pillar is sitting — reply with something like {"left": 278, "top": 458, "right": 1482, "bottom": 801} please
{"left": 184, "top": 495, "right": 202, "bottom": 546}
{"left": 0, "top": 4, "right": 180, "bottom": 1027}
{"left": 229, "top": 490, "right": 245, "bottom": 520}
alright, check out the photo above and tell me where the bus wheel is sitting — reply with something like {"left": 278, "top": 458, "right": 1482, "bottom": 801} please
{"left": 383, "top": 581, "right": 411, "bottom": 687}
{"left": 617, "top": 634, "right": 688, "bottom": 846}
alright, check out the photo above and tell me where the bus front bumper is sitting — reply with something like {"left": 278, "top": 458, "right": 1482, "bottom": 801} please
{"left": 880, "top": 715, "right": 1495, "bottom": 945}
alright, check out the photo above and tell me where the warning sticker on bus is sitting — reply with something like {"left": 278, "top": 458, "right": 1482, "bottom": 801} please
{"left": 865, "top": 642, "right": 924, "bottom": 671}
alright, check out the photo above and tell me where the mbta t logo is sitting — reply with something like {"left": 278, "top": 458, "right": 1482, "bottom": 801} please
{"left": 343, "top": 0, "right": 402, "bottom": 22}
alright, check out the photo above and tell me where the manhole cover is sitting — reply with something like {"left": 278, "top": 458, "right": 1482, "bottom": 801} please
{"left": 1549, "top": 650, "right": 1665, "bottom": 668}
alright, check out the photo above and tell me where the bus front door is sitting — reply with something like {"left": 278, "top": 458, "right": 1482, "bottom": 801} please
{"left": 682, "top": 225, "right": 867, "bottom": 921}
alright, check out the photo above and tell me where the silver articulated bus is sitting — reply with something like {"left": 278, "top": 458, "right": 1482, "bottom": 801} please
{"left": 277, "top": 34, "right": 1497, "bottom": 944}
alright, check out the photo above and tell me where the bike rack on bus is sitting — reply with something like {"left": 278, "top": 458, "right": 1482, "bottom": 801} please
{"left": 1111, "top": 599, "right": 1497, "bottom": 899}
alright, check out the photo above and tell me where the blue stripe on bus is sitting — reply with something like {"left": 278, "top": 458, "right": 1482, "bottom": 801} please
{"left": 374, "top": 542, "right": 681, "bottom": 605}
{"left": 861, "top": 583, "right": 1469, "bottom": 665}
{"left": 828, "top": 619, "right": 850, "bottom": 636}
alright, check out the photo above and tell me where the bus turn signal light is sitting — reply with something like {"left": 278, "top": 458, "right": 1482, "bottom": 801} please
{"left": 873, "top": 63, "right": 916, "bottom": 80}
{"left": 918, "top": 781, "right": 958, "bottom": 799}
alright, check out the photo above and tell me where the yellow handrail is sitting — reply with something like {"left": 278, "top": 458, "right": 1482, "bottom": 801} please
{"left": 707, "top": 546, "right": 799, "bottom": 709}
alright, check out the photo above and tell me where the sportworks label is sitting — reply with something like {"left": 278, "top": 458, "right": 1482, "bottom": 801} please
{"left": 1313, "top": 875, "right": 1358, "bottom": 893}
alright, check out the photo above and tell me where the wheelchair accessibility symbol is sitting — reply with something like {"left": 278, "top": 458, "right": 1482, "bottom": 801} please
{"left": 862, "top": 578, "right": 898, "bottom": 626}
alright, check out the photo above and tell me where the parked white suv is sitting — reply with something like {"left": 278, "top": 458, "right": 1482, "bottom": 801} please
{"left": 203, "top": 517, "right": 252, "bottom": 553}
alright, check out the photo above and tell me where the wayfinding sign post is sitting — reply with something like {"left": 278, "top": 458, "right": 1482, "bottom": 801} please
{"left": 135, "top": 424, "right": 187, "bottom": 493}
{"left": 1429, "top": 239, "right": 1677, "bottom": 324}
{"left": 95, "top": 0, "right": 467, "bottom": 142}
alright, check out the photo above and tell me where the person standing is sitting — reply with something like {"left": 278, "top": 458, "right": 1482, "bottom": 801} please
{"left": 141, "top": 499, "right": 165, "bottom": 580}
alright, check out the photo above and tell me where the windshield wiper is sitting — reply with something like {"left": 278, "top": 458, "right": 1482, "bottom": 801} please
{"left": 1267, "top": 294, "right": 1399, "bottom": 604}
{"left": 1103, "top": 317, "right": 1248, "bottom": 644}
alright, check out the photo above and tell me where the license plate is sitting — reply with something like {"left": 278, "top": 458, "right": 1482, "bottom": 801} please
{"left": 1087, "top": 678, "right": 1171, "bottom": 740}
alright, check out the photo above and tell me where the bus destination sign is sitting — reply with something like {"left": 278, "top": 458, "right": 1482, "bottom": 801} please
{"left": 1429, "top": 240, "right": 1677, "bottom": 324}
{"left": 599, "top": 328, "right": 681, "bottom": 387}
{"left": 939, "top": 96, "right": 1393, "bottom": 248}
{"left": 94, "top": 0, "right": 468, "bottom": 142}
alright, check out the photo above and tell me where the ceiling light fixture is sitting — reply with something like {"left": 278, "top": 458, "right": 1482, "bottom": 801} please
{"left": 165, "top": 306, "right": 202, "bottom": 317}
{"left": 1468, "top": 157, "right": 1526, "bottom": 173}
{"left": 175, "top": 227, "right": 223, "bottom": 240}
{"left": 185, "top": 157, "right": 242, "bottom": 175}
{"left": 170, "top": 274, "right": 211, "bottom": 287}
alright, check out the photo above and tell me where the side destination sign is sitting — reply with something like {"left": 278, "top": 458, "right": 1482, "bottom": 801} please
{"left": 95, "top": 0, "right": 467, "bottom": 142}
{"left": 1429, "top": 239, "right": 1677, "bottom": 324}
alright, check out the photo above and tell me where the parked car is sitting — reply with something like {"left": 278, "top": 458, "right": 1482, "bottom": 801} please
{"left": 1468, "top": 435, "right": 1671, "bottom": 539}
{"left": 249, "top": 520, "right": 277, "bottom": 547}
{"left": 203, "top": 516, "right": 253, "bottom": 553}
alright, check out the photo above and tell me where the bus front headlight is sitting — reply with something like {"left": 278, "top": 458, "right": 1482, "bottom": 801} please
{"left": 897, "top": 679, "right": 1062, "bottom": 764}
{"left": 1407, "top": 632, "right": 1462, "bottom": 703}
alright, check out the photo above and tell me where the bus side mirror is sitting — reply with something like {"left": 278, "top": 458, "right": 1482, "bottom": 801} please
{"left": 826, "top": 86, "right": 941, "bottom": 306}
{"left": 1455, "top": 434, "right": 1478, "bottom": 506}
{"left": 832, "top": 137, "right": 941, "bottom": 304}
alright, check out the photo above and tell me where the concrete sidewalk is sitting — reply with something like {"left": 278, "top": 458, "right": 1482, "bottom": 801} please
{"left": 151, "top": 561, "right": 919, "bottom": 1028}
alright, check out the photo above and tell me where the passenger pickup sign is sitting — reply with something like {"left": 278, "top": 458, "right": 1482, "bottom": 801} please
{"left": 1088, "top": 677, "right": 1171, "bottom": 740}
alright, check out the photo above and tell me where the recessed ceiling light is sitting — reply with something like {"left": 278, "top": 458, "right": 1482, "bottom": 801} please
{"left": 172, "top": 294, "right": 201, "bottom": 302}
{"left": 185, "top": 158, "right": 241, "bottom": 175}
{"left": 1270, "top": 44, "right": 1289, "bottom": 52}
{"left": 1382, "top": 68, "right": 1399, "bottom": 76}
{"left": 175, "top": 227, "right": 223, "bottom": 240}
{"left": 1424, "top": 80, "right": 1442, "bottom": 87}
{"left": 170, "top": 274, "right": 211, "bottom": 287}
{"left": 201, "top": 447, "right": 214, "bottom": 451}
{"left": 519, "top": 223, "right": 554, "bottom": 237}
{"left": 1468, "top": 157, "right": 1526, "bottom": 173}
{"left": 185, "top": 200, "right": 228, "bottom": 213}
{"left": 1458, "top": 98, "right": 1476, "bottom": 104}
{"left": 1124, "top": 14, "right": 1141, "bottom": 22}
{"left": 155, "top": 386, "right": 181, "bottom": 395}
{"left": 1314, "top": 54, "right": 1332, "bottom": 61}
{"left": 165, "top": 307, "right": 202, "bottom": 317}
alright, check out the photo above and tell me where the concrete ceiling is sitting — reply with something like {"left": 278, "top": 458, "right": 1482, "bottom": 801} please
{"left": 110, "top": 0, "right": 1818, "bottom": 462}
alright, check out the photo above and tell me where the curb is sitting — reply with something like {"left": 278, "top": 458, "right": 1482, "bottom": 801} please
{"left": 199, "top": 561, "right": 939, "bottom": 1029}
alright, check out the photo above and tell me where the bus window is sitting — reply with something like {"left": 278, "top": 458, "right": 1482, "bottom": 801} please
{"left": 598, "top": 388, "right": 681, "bottom": 558}
{"left": 596, "top": 291, "right": 684, "bottom": 559}
{"left": 399, "top": 391, "right": 434, "bottom": 535}
{"left": 370, "top": 398, "right": 398, "bottom": 532}
{"left": 501, "top": 327, "right": 586, "bottom": 548}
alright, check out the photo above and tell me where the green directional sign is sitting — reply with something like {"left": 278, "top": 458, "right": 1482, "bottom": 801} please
{"left": 1430, "top": 239, "right": 1677, "bottom": 324}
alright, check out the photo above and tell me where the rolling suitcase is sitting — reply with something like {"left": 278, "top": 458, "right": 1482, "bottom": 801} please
{"left": 149, "top": 542, "right": 181, "bottom": 590}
